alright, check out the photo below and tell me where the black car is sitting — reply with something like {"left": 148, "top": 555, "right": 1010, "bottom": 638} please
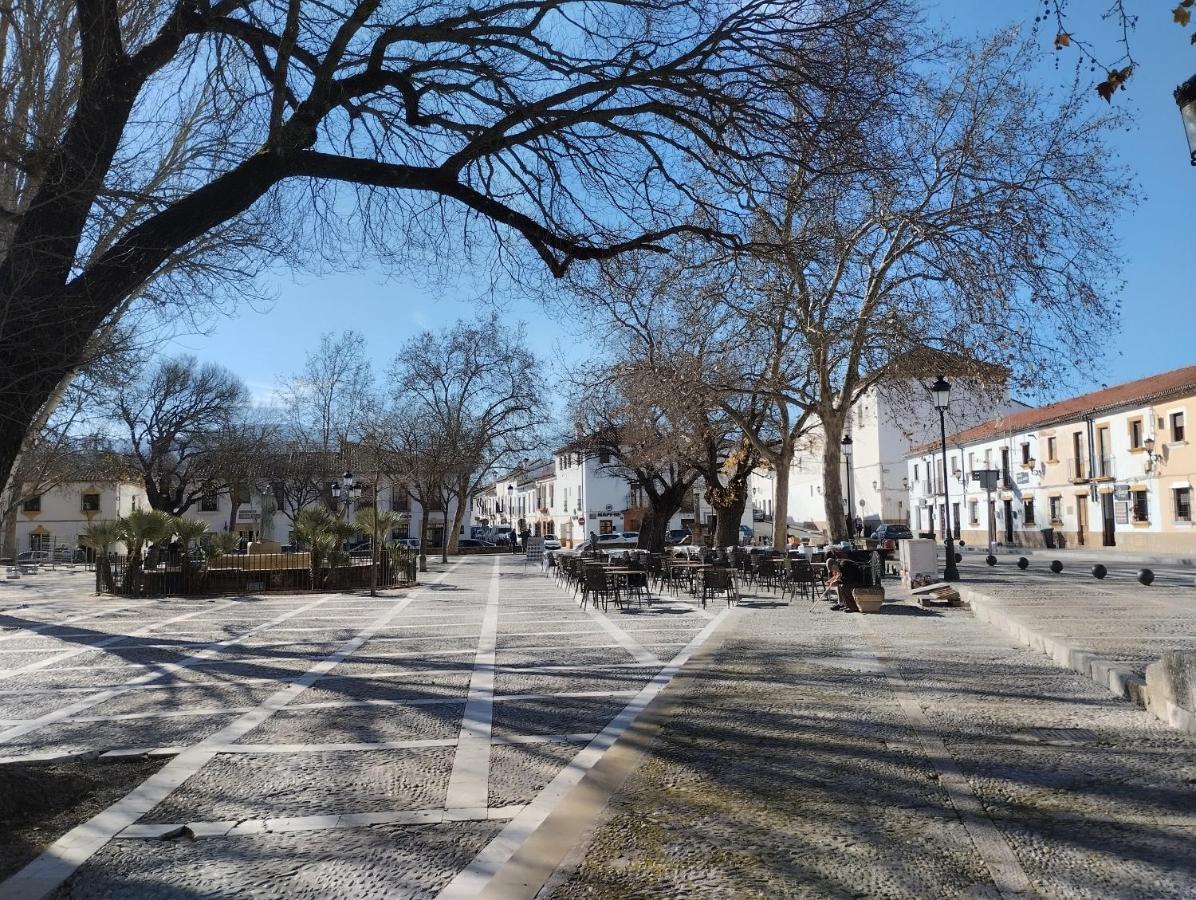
{"left": 457, "top": 538, "right": 496, "bottom": 548}
{"left": 870, "top": 524, "right": 913, "bottom": 556}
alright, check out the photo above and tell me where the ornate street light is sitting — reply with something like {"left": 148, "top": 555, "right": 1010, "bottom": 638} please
{"left": 1176, "top": 75, "right": 1196, "bottom": 166}
{"left": 931, "top": 376, "right": 960, "bottom": 582}
{"left": 330, "top": 470, "right": 361, "bottom": 521}
{"left": 841, "top": 433, "right": 854, "bottom": 542}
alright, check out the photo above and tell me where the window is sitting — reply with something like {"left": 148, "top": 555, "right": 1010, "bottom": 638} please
{"left": 1132, "top": 489, "right": 1149, "bottom": 522}
{"left": 391, "top": 523, "right": 410, "bottom": 540}
{"left": 1130, "top": 418, "right": 1144, "bottom": 449}
{"left": 913, "top": 463, "right": 920, "bottom": 481}
{"left": 1175, "top": 487, "right": 1192, "bottom": 522}
{"left": 598, "top": 448, "right": 611, "bottom": 464}
{"left": 1046, "top": 436, "right": 1057, "bottom": 462}
{"left": 1171, "top": 411, "right": 1186, "bottom": 443}
{"left": 22, "top": 495, "right": 41, "bottom": 512}
{"left": 1023, "top": 498, "right": 1035, "bottom": 525}
{"left": 1021, "top": 442, "right": 1031, "bottom": 465}
{"left": 1049, "top": 496, "right": 1063, "bottom": 524}
{"left": 969, "top": 500, "right": 979, "bottom": 525}
{"left": 393, "top": 487, "right": 410, "bottom": 512}
{"left": 81, "top": 493, "right": 100, "bottom": 512}
{"left": 200, "top": 494, "right": 218, "bottom": 512}
{"left": 29, "top": 533, "right": 50, "bottom": 551}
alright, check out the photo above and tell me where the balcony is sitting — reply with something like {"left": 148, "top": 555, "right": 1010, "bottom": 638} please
{"left": 1067, "top": 458, "right": 1089, "bottom": 483}
{"left": 1094, "top": 456, "right": 1115, "bottom": 481}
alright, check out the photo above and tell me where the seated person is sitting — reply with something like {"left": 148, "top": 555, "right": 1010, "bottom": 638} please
{"left": 824, "top": 558, "right": 864, "bottom": 612}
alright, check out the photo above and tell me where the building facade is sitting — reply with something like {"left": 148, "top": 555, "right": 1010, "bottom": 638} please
{"left": 787, "top": 380, "right": 1023, "bottom": 534}
{"left": 906, "top": 365, "right": 1196, "bottom": 554}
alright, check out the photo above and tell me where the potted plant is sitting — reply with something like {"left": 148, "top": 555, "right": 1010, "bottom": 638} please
{"left": 853, "top": 585, "right": 885, "bottom": 613}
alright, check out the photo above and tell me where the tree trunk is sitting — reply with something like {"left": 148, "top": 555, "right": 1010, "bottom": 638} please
{"left": 770, "top": 441, "right": 794, "bottom": 548}
{"left": 418, "top": 512, "right": 428, "bottom": 573}
{"left": 637, "top": 480, "right": 689, "bottom": 553}
{"left": 0, "top": 506, "right": 17, "bottom": 560}
{"left": 637, "top": 506, "right": 671, "bottom": 553}
{"left": 713, "top": 484, "right": 749, "bottom": 547}
{"left": 820, "top": 416, "right": 848, "bottom": 542}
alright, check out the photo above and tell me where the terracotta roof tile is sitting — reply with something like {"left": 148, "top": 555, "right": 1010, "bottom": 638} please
{"left": 909, "top": 364, "right": 1196, "bottom": 455}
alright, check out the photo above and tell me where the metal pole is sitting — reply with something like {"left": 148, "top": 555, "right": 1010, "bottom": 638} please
{"left": 845, "top": 453, "right": 854, "bottom": 542}
{"left": 939, "top": 408, "right": 960, "bottom": 581}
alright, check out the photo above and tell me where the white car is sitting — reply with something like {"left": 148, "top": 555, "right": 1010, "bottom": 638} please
{"left": 542, "top": 536, "right": 562, "bottom": 550}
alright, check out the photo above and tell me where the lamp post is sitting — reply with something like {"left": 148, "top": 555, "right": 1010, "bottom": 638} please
{"left": 1176, "top": 75, "right": 1196, "bottom": 166}
{"left": 931, "top": 377, "right": 960, "bottom": 581}
{"left": 330, "top": 470, "right": 361, "bottom": 522}
{"left": 841, "top": 433, "right": 854, "bottom": 543}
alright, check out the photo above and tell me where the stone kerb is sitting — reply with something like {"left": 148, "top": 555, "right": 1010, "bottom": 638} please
{"left": 958, "top": 585, "right": 1147, "bottom": 707}
{"left": 1145, "top": 651, "right": 1196, "bottom": 734}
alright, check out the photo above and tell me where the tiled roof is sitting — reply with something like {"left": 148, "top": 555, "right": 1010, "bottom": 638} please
{"left": 909, "top": 364, "right": 1196, "bottom": 455}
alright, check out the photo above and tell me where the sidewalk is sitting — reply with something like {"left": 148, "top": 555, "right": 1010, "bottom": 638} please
{"left": 542, "top": 590, "right": 1196, "bottom": 899}
{"left": 960, "top": 544, "right": 1196, "bottom": 569}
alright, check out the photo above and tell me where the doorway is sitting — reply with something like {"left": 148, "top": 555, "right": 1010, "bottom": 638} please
{"left": 1075, "top": 496, "right": 1088, "bottom": 546}
{"left": 1003, "top": 498, "right": 1014, "bottom": 543}
{"left": 1101, "top": 493, "right": 1116, "bottom": 546}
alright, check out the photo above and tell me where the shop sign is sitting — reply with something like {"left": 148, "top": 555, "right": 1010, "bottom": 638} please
{"left": 1113, "top": 484, "right": 1130, "bottom": 502}
{"left": 236, "top": 507, "right": 261, "bottom": 522}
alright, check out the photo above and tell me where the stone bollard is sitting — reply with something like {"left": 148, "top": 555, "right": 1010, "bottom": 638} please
{"left": 1138, "top": 568, "right": 1155, "bottom": 586}
{"left": 985, "top": 554, "right": 997, "bottom": 566}
{"left": 1016, "top": 557, "right": 1029, "bottom": 570}
{"left": 1092, "top": 564, "right": 1107, "bottom": 579}
{"left": 1049, "top": 560, "right": 1063, "bottom": 574}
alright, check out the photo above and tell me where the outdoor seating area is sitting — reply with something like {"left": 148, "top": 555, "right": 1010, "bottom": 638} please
{"left": 549, "top": 544, "right": 885, "bottom": 612}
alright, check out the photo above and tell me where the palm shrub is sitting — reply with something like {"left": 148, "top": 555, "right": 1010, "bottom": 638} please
{"left": 171, "top": 517, "right": 209, "bottom": 592}
{"left": 118, "top": 509, "right": 175, "bottom": 593}
{"left": 78, "top": 520, "right": 122, "bottom": 594}
{"left": 201, "top": 530, "right": 241, "bottom": 562}
{"left": 293, "top": 507, "right": 339, "bottom": 588}
{"left": 355, "top": 508, "right": 402, "bottom": 593}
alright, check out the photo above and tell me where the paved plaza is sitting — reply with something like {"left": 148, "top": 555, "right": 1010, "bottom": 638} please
{"left": 2, "top": 555, "right": 1195, "bottom": 899}
{"left": 0, "top": 557, "right": 724, "bottom": 898}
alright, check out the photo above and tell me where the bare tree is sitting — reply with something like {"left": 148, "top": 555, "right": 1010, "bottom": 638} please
{"left": 0, "top": 0, "right": 910, "bottom": 500}
{"left": 277, "top": 331, "right": 377, "bottom": 454}
{"left": 389, "top": 315, "right": 544, "bottom": 554}
{"left": 110, "top": 356, "right": 259, "bottom": 516}
{"left": 741, "top": 32, "right": 1132, "bottom": 539}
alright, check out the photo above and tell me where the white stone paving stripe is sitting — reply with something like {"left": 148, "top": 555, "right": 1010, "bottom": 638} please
{"left": 0, "top": 599, "right": 242, "bottom": 680}
{"left": 436, "top": 606, "right": 735, "bottom": 900}
{"left": 857, "top": 618, "right": 1034, "bottom": 899}
{"left": 444, "top": 557, "right": 501, "bottom": 810}
{"left": 0, "top": 563, "right": 463, "bottom": 900}
{"left": 113, "top": 804, "right": 527, "bottom": 840}
{"left": 0, "top": 596, "right": 327, "bottom": 743}
{"left": 581, "top": 611, "right": 662, "bottom": 666}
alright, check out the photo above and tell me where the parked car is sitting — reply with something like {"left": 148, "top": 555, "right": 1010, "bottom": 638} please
{"left": 457, "top": 538, "right": 496, "bottom": 548}
{"left": 664, "top": 529, "right": 691, "bottom": 545}
{"left": 870, "top": 524, "right": 913, "bottom": 557}
{"left": 395, "top": 538, "right": 421, "bottom": 550}
{"left": 541, "top": 535, "right": 562, "bottom": 550}
{"left": 17, "top": 550, "right": 51, "bottom": 564}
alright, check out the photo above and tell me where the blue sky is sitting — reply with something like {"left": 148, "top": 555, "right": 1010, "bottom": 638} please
{"left": 163, "top": 2, "right": 1195, "bottom": 405}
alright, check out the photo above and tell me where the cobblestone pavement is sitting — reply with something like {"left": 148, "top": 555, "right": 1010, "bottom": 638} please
{"left": 549, "top": 584, "right": 1196, "bottom": 900}
{"left": 950, "top": 554, "right": 1196, "bottom": 680}
{"left": 0, "top": 557, "right": 725, "bottom": 899}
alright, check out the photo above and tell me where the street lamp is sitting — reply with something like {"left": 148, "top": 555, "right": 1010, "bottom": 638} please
{"left": 931, "top": 376, "right": 960, "bottom": 581}
{"left": 330, "top": 470, "right": 360, "bottom": 521}
{"left": 1144, "top": 436, "right": 1159, "bottom": 473}
{"left": 1176, "top": 75, "right": 1196, "bottom": 166}
{"left": 841, "top": 433, "right": 854, "bottom": 542}
{"left": 506, "top": 483, "right": 514, "bottom": 523}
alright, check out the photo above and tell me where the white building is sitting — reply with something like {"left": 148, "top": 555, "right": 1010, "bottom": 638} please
{"left": 906, "top": 365, "right": 1196, "bottom": 553}
{"left": 787, "top": 379, "right": 1023, "bottom": 534}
